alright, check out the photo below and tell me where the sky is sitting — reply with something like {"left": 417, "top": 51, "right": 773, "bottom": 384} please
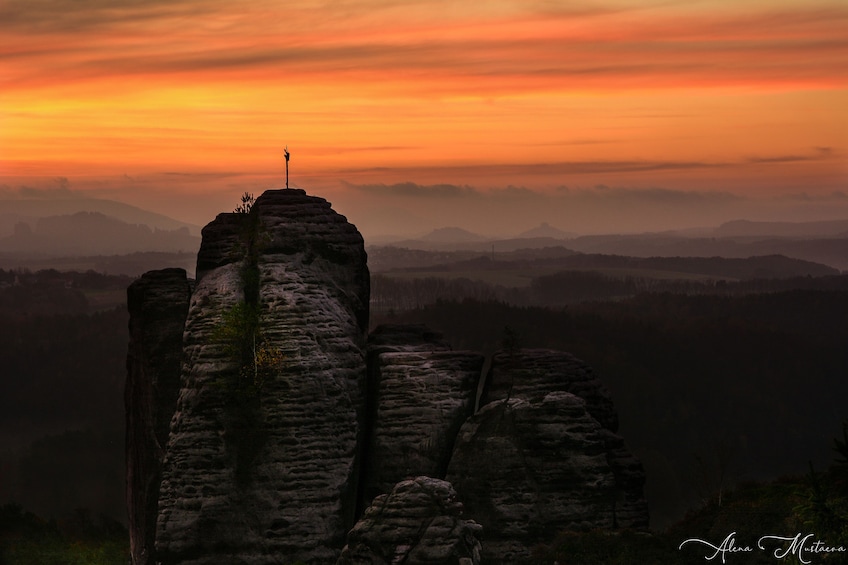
{"left": 1, "top": 0, "right": 847, "bottom": 237}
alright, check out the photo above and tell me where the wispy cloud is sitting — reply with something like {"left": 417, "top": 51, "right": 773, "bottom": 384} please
{"left": 0, "top": 0, "right": 225, "bottom": 32}
{"left": 748, "top": 155, "right": 812, "bottom": 164}
{"left": 3, "top": 1, "right": 846, "bottom": 91}
{"left": 344, "top": 181, "right": 477, "bottom": 198}
{"left": 2, "top": 0, "right": 845, "bottom": 204}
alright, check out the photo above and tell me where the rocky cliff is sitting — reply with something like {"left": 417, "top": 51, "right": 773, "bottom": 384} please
{"left": 153, "top": 189, "right": 370, "bottom": 564}
{"left": 360, "top": 325, "right": 483, "bottom": 510}
{"left": 127, "top": 188, "right": 648, "bottom": 564}
{"left": 126, "top": 268, "right": 192, "bottom": 565}
{"left": 447, "top": 350, "right": 649, "bottom": 562}
{"left": 481, "top": 349, "right": 619, "bottom": 432}
{"left": 338, "top": 476, "right": 482, "bottom": 565}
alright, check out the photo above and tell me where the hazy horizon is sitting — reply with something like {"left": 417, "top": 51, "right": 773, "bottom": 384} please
{"left": 2, "top": 0, "right": 846, "bottom": 241}
{"left": 3, "top": 182, "right": 848, "bottom": 243}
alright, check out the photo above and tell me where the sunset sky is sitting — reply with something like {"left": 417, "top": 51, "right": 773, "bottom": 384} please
{"left": 1, "top": 0, "right": 846, "bottom": 236}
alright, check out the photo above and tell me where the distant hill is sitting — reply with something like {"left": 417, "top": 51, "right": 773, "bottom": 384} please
{"left": 0, "top": 198, "right": 200, "bottom": 237}
{"left": 381, "top": 249, "right": 836, "bottom": 280}
{"left": 715, "top": 218, "right": 848, "bottom": 238}
{"left": 367, "top": 245, "right": 578, "bottom": 272}
{"left": 419, "top": 227, "right": 489, "bottom": 243}
{"left": 565, "top": 233, "right": 848, "bottom": 271}
{"left": 379, "top": 236, "right": 582, "bottom": 253}
{"left": 516, "top": 222, "right": 577, "bottom": 239}
{"left": 0, "top": 251, "right": 197, "bottom": 278}
{"left": 0, "top": 211, "right": 200, "bottom": 257}
{"left": 374, "top": 218, "right": 848, "bottom": 268}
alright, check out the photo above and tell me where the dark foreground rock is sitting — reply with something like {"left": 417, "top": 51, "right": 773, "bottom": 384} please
{"left": 126, "top": 189, "right": 648, "bottom": 564}
{"left": 154, "top": 189, "right": 369, "bottom": 564}
{"left": 337, "top": 476, "right": 482, "bottom": 565}
{"left": 481, "top": 348, "right": 619, "bottom": 431}
{"left": 126, "top": 268, "right": 192, "bottom": 565}
{"left": 446, "top": 392, "right": 645, "bottom": 563}
{"left": 360, "top": 325, "right": 483, "bottom": 509}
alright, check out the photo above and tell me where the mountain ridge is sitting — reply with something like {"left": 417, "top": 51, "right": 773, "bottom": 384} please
{"left": 0, "top": 198, "right": 201, "bottom": 236}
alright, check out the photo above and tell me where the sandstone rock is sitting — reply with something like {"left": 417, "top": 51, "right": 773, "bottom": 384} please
{"left": 126, "top": 268, "right": 191, "bottom": 565}
{"left": 195, "top": 212, "right": 246, "bottom": 283}
{"left": 446, "top": 392, "right": 632, "bottom": 563}
{"left": 360, "top": 325, "right": 483, "bottom": 509}
{"left": 603, "top": 429, "right": 650, "bottom": 530}
{"left": 481, "top": 348, "right": 619, "bottom": 431}
{"left": 337, "top": 476, "right": 482, "bottom": 565}
{"left": 155, "top": 189, "right": 369, "bottom": 564}
{"left": 132, "top": 188, "right": 649, "bottom": 564}
{"left": 478, "top": 348, "right": 649, "bottom": 537}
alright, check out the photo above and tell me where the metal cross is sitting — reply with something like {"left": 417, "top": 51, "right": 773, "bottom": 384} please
{"left": 284, "top": 146, "right": 290, "bottom": 188}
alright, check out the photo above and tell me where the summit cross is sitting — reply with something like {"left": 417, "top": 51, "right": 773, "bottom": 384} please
{"left": 284, "top": 147, "right": 290, "bottom": 188}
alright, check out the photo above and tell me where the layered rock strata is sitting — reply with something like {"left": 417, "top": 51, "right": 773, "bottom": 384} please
{"left": 126, "top": 268, "right": 192, "bottom": 565}
{"left": 126, "top": 188, "right": 649, "bottom": 564}
{"left": 154, "top": 189, "right": 369, "bottom": 564}
{"left": 480, "top": 349, "right": 648, "bottom": 532}
{"left": 361, "top": 325, "right": 483, "bottom": 508}
{"left": 481, "top": 349, "right": 619, "bottom": 431}
{"left": 337, "top": 476, "right": 482, "bottom": 565}
{"left": 446, "top": 392, "right": 623, "bottom": 562}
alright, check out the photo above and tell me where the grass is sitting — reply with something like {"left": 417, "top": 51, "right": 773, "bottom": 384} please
{"left": 2, "top": 536, "right": 129, "bottom": 565}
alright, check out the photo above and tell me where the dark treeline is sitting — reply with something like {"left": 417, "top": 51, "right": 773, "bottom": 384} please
{"left": 0, "top": 252, "right": 196, "bottom": 278}
{"left": 372, "top": 271, "right": 848, "bottom": 312}
{"left": 0, "top": 269, "right": 133, "bottom": 316}
{"left": 371, "top": 248, "right": 839, "bottom": 278}
{"left": 0, "top": 270, "right": 129, "bottom": 523}
{"left": 373, "top": 291, "right": 848, "bottom": 528}
{"left": 371, "top": 275, "right": 521, "bottom": 313}
{"left": 0, "top": 211, "right": 199, "bottom": 256}
{"left": 4, "top": 267, "right": 847, "bottom": 533}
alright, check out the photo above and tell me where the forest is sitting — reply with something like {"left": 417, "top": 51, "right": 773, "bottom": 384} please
{"left": 373, "top": 290, "right": 848, "bottom": 528}
{"left": 1, "top": 261, "right": 847, "bottom": 562}
{"left": 0, "top": 270, "right": 128, "bottom": 522}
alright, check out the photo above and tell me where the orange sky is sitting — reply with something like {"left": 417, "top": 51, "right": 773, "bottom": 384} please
{"left": 1, "top": 0, "right": 846, "bottom": 235}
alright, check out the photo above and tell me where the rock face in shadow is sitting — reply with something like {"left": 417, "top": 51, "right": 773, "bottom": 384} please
{"left": 337, "top": 476, "right": 482, "bottom": 565}
{"left": 446, "top": 393, "right": 620, "bottom": 562}
{"left": 446, "top": 349, "right": 649, "bottom": 562}
{"left": 154, "top": 189, "right": 369, "bottom": 564}
{"left": 125, "top": 268, "right": 192, "bottom": 565}
{"left": 481, "top": 349, "right": 619, "bottom": 431}
{"left": 360, "top": 325, "right": 483, "bottom": 510}
{"left": 127, "top": 188, "right": 648, "bottom": 564}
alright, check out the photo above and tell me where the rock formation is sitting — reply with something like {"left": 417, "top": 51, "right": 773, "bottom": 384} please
{"left": 360, "top": 325, "right": 483, "bottom": 509}
{"left": 125, "top": 268, "right": 192, "bottom": 565}
{"left": 337, "top": 476, "right": 482, "bottom": 565}
{"left": 481, "top": 348, "right": 619, "bottom": 431}
{"left": 154, "top": 189, "right": 369, "bottom": 564}
{"left": 126, "top": 188, "right": 648, "bottom": 564}
{"left": 446, "top": 393, "right": 619, "bottom": 562}
{"left": 446, "top": 350, "right": 649, "bottom": 562}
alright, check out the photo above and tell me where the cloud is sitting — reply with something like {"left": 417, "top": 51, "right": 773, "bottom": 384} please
{"left": 748, "top": 147, "right": 838, "bottom": 164}
{"left": 10, "top": 178, "right": 83, "bottom": 199}
{"left": 334, "top": 147, "right": 841, "bottom": 189}
{"left": 342, "top": 179, "right": 742, "bottom": 206}
{"left": 748, "top": 155, "right": 812, "bottom": 164}
{"left": 3, "top": 1, "right": 846, "bottom": 92}
{"left": 160, "top": 171, "right": 246, "bottom": 179}
{"left": 0, "top": 0, "right": 222, "bottom": 33}
{"left": 337, "top": 159, "right": 727, "bottom": 181}
{"left": 524, "top": 185, "right": 744, "bottom": 209}
{"left": 343, "top": 181, "right": 477, "bottom": 198}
